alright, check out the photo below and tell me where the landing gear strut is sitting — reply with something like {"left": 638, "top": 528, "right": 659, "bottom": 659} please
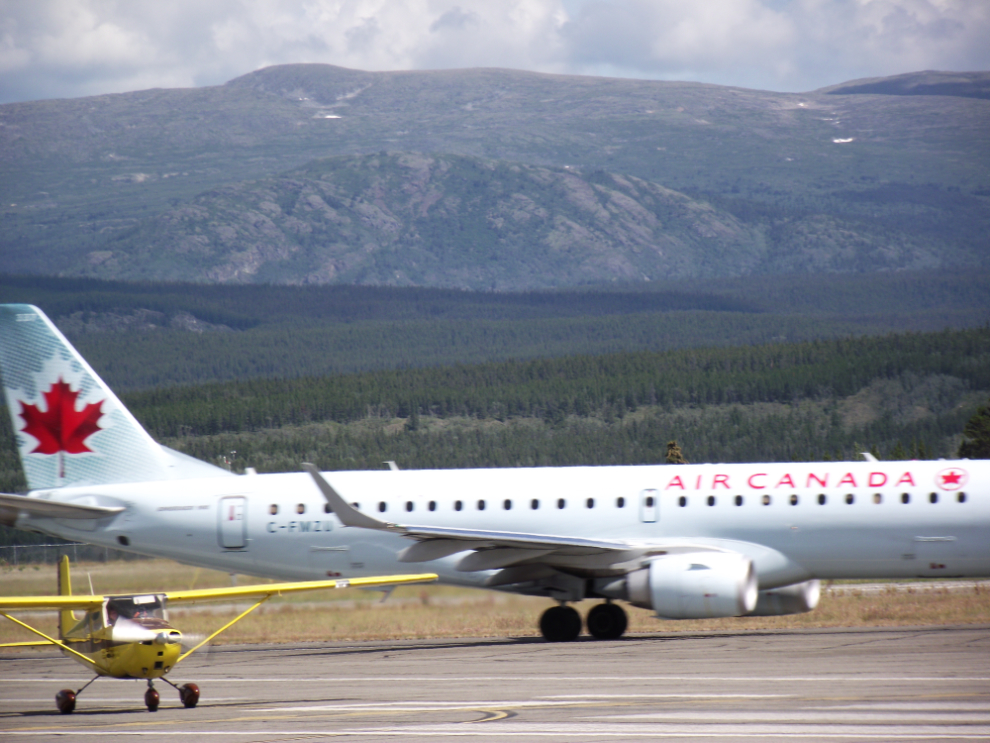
{"left": 55, "top": 675, "right": 98, "bottom": 714}
{"left": 586, "top": 602, "right": 628, "bottom": 640}
{"left": 539, "top": 604, "right": 582, "bottom": 642}
{"left": 162, "top": 676, "right": 200, "bottom": 708}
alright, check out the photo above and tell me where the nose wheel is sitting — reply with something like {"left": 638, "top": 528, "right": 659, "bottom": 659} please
{"left": 145, "top": 682, "right": 160, "bottom": 712}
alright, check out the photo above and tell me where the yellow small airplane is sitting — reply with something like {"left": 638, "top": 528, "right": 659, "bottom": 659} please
{"left": 0, "top": 556, "right": 436, "bottom": 713}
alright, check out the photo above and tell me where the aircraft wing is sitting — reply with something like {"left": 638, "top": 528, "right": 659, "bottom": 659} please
{"left": 304, "top": 464, "right": 717, "bottom": 574}
{"left": 0, "top": 595, "right": 104, "bottom": 611}
{"left": 0, "top": 492, "right": 125, "bottom": 520}
{"left": 163, "top": 573, "right": 438, "bottom": 606}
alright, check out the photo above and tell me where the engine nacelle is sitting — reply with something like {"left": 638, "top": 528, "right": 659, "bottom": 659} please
{"left": 747, "top": 579, "right": 821, "bottom": 616}
{"left": 626, "top": 552, "right": 758, "bottom": 619}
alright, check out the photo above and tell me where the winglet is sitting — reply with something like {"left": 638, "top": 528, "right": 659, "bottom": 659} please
{"left": 302, "top": 463, "right": 397, "bottom": 531}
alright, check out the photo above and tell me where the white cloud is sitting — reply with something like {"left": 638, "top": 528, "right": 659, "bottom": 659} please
{"left": 0, "top": 0, "right": 987, "bottom": 103}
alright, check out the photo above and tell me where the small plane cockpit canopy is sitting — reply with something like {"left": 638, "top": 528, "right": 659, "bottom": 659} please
{"left": 105, "top": 595, "right": 166, "bottom": 623}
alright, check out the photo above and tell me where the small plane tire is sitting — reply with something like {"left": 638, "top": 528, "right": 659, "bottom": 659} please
{"left": 145, "top": 687, "right": 160, "bottom": 712}
{"left": 539, "top": 605, "right": 582, "bottom": 642}
{"left": 55, "top": 689, "right": 76, "bottom": 714}
{"left": 586, "top": 602, "right": 628, "bottom": 640}
{"left": 179, "top": 683, "right": 200, "bottom": 708}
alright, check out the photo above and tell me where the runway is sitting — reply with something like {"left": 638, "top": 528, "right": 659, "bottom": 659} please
{"left": 2, "top": 625, "right": 989, "bottom": 741}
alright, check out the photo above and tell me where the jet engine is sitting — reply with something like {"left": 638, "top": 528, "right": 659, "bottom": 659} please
{"left": 624, "top": 552, "right": 758, "bottom": 619}
{"left": 747, "top": 579, "right": 821, "bottom": 616}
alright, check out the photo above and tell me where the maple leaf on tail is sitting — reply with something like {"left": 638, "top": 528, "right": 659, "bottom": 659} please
{"left": 19, "top": 378, "right": 104, "bottom": 478}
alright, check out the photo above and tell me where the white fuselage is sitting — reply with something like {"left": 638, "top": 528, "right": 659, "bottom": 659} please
{"left": 19, "top": 459, "right": 990, "bottom": 591}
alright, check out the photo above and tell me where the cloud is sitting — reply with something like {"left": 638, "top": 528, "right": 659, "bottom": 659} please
{"left": 0, "top": 0, "right": 987, "bottom": 104}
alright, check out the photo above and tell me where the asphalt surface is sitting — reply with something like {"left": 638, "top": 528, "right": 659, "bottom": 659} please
{"left": 1, "top": 625, "right": 989, "bottom": 741}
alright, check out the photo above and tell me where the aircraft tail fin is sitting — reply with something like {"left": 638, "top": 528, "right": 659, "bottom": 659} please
{"left": 57, "top": 555, "right": 75, "bottom": 638}
{"left": 0, "top": 304, "right": 232, "bottom": 490}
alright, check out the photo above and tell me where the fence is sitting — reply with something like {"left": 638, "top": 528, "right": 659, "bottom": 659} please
{"left": 0, "top": 543, "right": 150, "bottom": 567}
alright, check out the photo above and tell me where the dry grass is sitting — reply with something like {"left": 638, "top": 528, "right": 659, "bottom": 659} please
{"left": 2, "top": 560, "right": 988, "bottom": 647}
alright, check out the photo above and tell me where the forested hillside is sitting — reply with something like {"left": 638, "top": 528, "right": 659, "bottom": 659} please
{"left": 3, "top": 271, "right": 986, "bottom": 390}
{"left": 1, "top": 327, "right": 986, "bottom": 496}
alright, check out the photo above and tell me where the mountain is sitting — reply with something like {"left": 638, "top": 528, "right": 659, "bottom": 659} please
{"left": 1, "top": 66, "right": 987, "bottom": 288}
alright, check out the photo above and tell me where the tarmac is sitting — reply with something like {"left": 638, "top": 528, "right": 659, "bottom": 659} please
{"left": 1, "top": 625, "right": 989, "bottom": 741}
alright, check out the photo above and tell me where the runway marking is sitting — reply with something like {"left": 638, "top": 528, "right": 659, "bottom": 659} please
{"left": 6, "top": 676, "right": 989, "bottom": 683}
{"left": 3, "top": 729, "right": 990, "bottom": 739}
{"left": 545, "top": 693, "right": 793, "bottom": 699}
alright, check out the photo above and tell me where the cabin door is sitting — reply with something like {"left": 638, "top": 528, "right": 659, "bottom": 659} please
{"left": 639, "top": 489, "right": 659, "bottom": 523}
{"left": 218, "top": 496, "right": 247, "bottom": 549}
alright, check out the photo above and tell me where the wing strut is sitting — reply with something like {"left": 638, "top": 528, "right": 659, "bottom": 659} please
{"left": 0, "top": 612, "right": 97, "bottom": 666}
{"left": 175, "top": 596, "right": 270, "bottom": 664}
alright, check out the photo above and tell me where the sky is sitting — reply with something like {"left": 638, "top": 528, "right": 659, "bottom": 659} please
{"left": 1, "top": 0, "right": 988, "bottom": 104}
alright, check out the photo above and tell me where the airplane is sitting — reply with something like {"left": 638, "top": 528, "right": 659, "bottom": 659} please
{"left": 0, "top": 303, "right": 987, "bottom": 644}
{"left": 0, "top": 555, "right": 436, "bottom": 713}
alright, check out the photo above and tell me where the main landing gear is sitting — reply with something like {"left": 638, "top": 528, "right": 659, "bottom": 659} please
{"left": 143, "top": 679, "right": 200, "bottom": 712}
{"left": 539, "top": 601, "right": 628, "bottom": 642}
{"left": 53, "top": 677, "right": 200, "bottom": 714}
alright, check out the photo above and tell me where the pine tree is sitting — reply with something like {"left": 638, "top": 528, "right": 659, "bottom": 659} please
{"left": 958, "top": 399, "right": 990, "bottom": 459}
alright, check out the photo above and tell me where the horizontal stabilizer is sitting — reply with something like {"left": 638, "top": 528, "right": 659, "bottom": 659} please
{"left": 0, "top": 492, "right": 124, "bottom": 520}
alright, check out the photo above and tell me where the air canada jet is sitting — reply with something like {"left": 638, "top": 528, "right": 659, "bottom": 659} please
{"left": 0, "top": 304, "right": 987, "bottom": 642}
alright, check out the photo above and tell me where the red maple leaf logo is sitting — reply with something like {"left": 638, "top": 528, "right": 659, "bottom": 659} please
{"left": 19, "top": 379, "right": 104, "bottom": 459}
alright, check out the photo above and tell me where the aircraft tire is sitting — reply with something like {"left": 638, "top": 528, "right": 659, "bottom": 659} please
{"left": 539, "top": 605, "right": 582, "bottom": 642}
{"left": 56, "top": 690, "right": 76, "bottom": 714}
{"left": 586, "top": 602, "right": 628, "bottom": 640}
{"left": 179, "top": 683, "right": 200, "bottom": 708}
{"left": 145, "top": 687, "right": 160, "bottom": 712}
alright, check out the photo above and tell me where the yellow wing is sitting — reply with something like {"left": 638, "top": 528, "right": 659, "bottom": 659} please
{"left": 163, "top": 573, "right": 438, "bottom": 606}
{"left": 0, "top": 596, "right": 104, "bottom": 612}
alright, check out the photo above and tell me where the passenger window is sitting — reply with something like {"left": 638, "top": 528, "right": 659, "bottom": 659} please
{"left": 873, "top": 493, "right": 882, "bottom": 504}
{"left": 378, "top": 502, "right": 387, "bottom": 513}
{"left": 586, "top": 498, "right": 595, "bottom": 509}
{"left": 477, "top": 499, "right": 486, "bottom": 510}
{"left": 645, "top": 496, "right": 655, "bottom": 507}
{"left": 616, "top": 497, "right": 625, "bottom": 508}
{"left": 351, "top": 502, "right": 360, "bottom": 509}
{"left": 455, "top": 500, "right": 463, "bottom": 511}
{"left": 817, "top": 494, "right": 826, "bottom": 505}
{"left": 678, "top": 496, "right": 687, "bottom": 507}
{"left": 269, "top": 504, "right": 278, "bottom": 515}
{"left": 531, "top": 499, "right": 539, "bottom": 510}
{"left": 707, "top": 495, "right": 716, "bottom": 506}
{"left": 958, "top": 492, "right": 967, "bottom": 503}
{"left": 324, "top": 503, "right": 332, "bottom": 514}
{"left": 296, "top": 503, "right": 306, "bottom": 514}
{"left": 734, "top": 495, "right": 743, "bottom": 506}
{"left": 789, "top": 494, "right": 799, "bottom": 506}
{"left": 405, "top": 501, "right": 414, "bottom": 512}
{"left": 557, "top": 498, "right": 566, "bottom": 509}
{"left": 929, "top": 492, "right": 938, "bottom": 504}
{"left": 762, "top": 494, "right": 771, "bottom": 506}
{"left": 901, "top": 493, "right": 910, "bottom": 504}
{"left": 845, "top": 494, "right": 855, "bottom": 505}
{"left": 504, "top": 499, "right": 512, "bottom": 510}
{"left": 428, "top": 501, "right": 436, "bottom": 511}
